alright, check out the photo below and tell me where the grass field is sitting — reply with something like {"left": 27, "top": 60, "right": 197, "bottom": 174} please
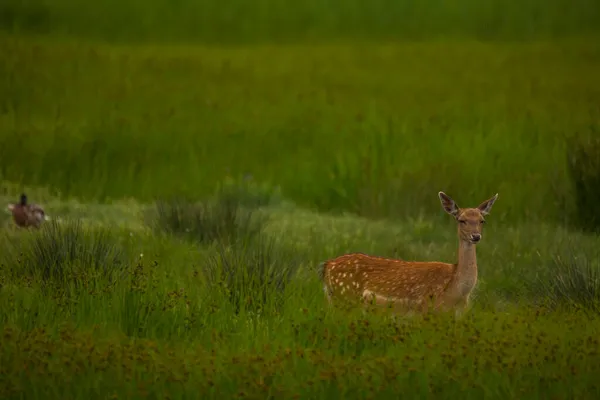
{"left": 1, "top": 189, "right": 600, "bottom": 398}
{"left": 2, "top": 34, "right": 600, "bottom": 223}
{"left": 2, "top": 0, "right": 600, "bottom": 398}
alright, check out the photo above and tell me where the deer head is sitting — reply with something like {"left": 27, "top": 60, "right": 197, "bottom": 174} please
{"left": 438, "top": 192, "right": 498, "bottom": 244}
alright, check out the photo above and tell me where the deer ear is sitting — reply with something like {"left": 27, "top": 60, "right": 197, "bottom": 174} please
{"left": 438, "top": 192, "right": 459, "bottom": 217}
{"left": 478, "top": 193, "right": 498, "bottom": 216}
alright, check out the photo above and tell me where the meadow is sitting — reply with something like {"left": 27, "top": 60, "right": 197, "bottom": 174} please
{"left": 1, "top": 0, "right": 600, "bottom": 398}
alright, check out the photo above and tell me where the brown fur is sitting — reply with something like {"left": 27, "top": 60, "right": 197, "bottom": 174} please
{"left": 319, "top": 192, "right": 498, "bottom": 315}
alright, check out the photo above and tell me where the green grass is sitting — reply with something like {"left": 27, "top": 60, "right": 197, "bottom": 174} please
{"left": 2, "top": 1, "right": 600, "bottom": 396}
{"left": 1, "top": 191, "right": 600, "bottom": 399}
{"left": 1, "top": 34, "right": 599, "bottom": 222}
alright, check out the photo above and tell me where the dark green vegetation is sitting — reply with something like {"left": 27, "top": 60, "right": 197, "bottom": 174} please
{"left": 2, "top": 1, "right": 600, "bottom": 398}
{"left": 1, "top": 0, "right": 600, "bottom": 43}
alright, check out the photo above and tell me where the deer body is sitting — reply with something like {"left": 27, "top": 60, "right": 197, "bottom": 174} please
{"left": 318, "top": 192, "right": 498, "bottom": 315}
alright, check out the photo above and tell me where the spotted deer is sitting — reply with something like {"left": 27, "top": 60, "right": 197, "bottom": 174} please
{"left": 317, "top": 192, "right": 498, "bottom": 315}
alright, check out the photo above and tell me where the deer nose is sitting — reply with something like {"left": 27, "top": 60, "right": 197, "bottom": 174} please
{"left": 470, "top": 233, "right": 481, "bottom": 243}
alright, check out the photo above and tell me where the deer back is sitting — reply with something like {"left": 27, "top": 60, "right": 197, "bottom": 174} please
{"left": 322, "top": 253, "right": 455, "bottom": 308}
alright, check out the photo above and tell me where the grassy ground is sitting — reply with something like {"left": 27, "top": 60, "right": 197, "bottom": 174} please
{"left": 2, "top": 0, "right": 600, "bottom": 397}
{"left": 1, "top": 186, "right": 600, "bottom": 398}
{"left": 0, "top": 189, "right": 600, "bottom": 398}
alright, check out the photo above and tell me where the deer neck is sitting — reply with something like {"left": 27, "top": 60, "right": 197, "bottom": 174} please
{"left": 447, "top": 240, "right": 478, "bottom": 299}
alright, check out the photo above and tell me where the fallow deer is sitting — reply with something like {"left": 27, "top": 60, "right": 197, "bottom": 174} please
{"left": 317, "top": 192, "right": 498, "bottom": 315}
{"left": 7, "top": 193, "right": 48, "bottom": 229}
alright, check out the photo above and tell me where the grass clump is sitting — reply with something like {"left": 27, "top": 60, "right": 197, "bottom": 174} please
{"left": 203, "top": 234, "right": 306, "bottom": 315}
{"left": 540, "top": 242, "right": 600, "bottom": 314}
{"left": 148, "top": 180, "right": 270, "bottom": 245}
{"left": 566, "top": 132, "right": 600, "bottom": 232}
{"left": 1, "top": 219, "right": 126, "bottom": 290}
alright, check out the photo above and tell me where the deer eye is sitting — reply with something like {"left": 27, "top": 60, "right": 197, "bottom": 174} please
{"left": 458, "top": 220, "right": 467, "bottom": 224}
{"left": 481, "top": 220, "right": 486, "bottom": 224}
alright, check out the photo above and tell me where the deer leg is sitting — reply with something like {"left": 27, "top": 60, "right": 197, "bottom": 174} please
{"left": 323, "top": 285, "right": 332, "bottom": 305}
{"left": 454, "top": 298, "right": 470, "bottom": 319}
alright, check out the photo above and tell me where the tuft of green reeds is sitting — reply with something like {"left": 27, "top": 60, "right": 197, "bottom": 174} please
{"left": 146, "top": 177, "right": 275, "bottom": 244}
{"left": 1, "top": 219, "right": 127, "bottom": 291}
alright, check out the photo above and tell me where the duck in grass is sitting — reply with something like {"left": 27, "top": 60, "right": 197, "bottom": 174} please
{"left": 7, "top": 193, "right": 49, "bottom": 228}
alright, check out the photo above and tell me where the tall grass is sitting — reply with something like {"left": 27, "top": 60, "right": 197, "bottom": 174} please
{"left": 1, "top": 219, "right": 128, "bottom": 290}
{"left": 1, "top": 36, "right": 598, "bottom": 222}
{"left": 566, "top": 134, "right": 600, "bottom": 232}
{"left": 1, "top": 0, "right": 600, "bottom": 43}
{"left": 203, "top": 234, "right": 306, "bottom": 315}
{"left": 534, "top": 240, "right": 600, "bottom": 313}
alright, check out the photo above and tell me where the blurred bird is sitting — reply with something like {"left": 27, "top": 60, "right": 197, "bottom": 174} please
{"left": 7, "top": 193, "right": 49, "bottom": 228}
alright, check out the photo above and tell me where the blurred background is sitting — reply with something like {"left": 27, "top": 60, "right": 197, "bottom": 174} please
{"left": 1, "top": 0, "right": 600, "bottom": 229}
